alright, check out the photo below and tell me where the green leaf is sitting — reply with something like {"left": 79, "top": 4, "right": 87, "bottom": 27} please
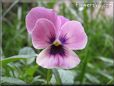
{"left": 85, "top": 73, "right": 100, "bottom": 83}
{"left": 46, "top": 69, "right": 52, "bottom": 84}
{"left": 0, "top": 55, "right": 34, "bottom": 65}
{"left": 25, "top": 65, "right": 38, "bottom": 76}
{"left": 19, "top": 47, "right": 36, "bottom": 55}
{"left": 99, "top": 56, "right": 113, "bottom": 66}
{"left": 52, "top": 69, "right": 62, "bottom": 85}
{"left": 98, "top": 70, "right": 113, "bottom": 80}
{"left": 19, "top": 47, "right": 36, "bottom": 64}
{"left": 1, "top": 77, "right": 27, "bottom": 85}
{"left": 32, "top": 76, "right": 46, "bottom": 84}
{"left": 51, "top": 69, "right": 76, "bottom": 84}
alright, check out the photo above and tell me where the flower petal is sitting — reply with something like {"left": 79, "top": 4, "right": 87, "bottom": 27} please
{"left": 32, "top": 18, "right": 56, "bottom": 49}
{"left": 57, "top": 16, "right": 69, "bottom": 28}
{"left": 26, "top": 7, "right": 57, "bottom": 33}
{"left": 36, "top": 46, "right": 80, "bottom": 69}
{"left": 59, "top": 21, "right": 88, "bottom": 50}
{"left": 56, "top": 16, "right": 69, "bottom": 37}
{"left": 59, "top": 47, "right": 80, "bottom": 69}
{"left": 36, "top": 48, "right": 59, "bottom": 69}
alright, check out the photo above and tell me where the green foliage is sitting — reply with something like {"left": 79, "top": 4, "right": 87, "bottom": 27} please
{"left": 1, "top": 1, "right": 113, "bottom": 85}
{"left": 51, "top": 69, "right": 76, "bottom": 84}
{"left": 1, "top": 77, "right": 27, "bottom": 85}
{"left": 0, "top": 55, "right": 29, "bottom": 65}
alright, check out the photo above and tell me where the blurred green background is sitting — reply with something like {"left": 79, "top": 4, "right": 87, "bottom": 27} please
{"left": 1, "top": 0, "right": 114, "bottom": 85}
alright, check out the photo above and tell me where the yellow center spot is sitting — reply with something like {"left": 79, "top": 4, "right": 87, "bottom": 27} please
{"left": 53, "top": 41, "right": 61, "bottom": 46}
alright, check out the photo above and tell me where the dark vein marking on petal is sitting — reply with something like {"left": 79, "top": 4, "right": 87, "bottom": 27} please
{"left": 49, "top": 44, "right": 66, "bottom": 56}
{"left": 59, "top": 33, "right": 69, "bottom": 44}
{"left": 47, "top": 32, "right": 56, "bottom": 44}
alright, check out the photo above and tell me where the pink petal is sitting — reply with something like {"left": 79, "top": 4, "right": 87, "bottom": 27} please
{"left": 57, "top": 16, "right": 69, "bottom": 28}
{"left": 36, "top": 47, "right": 59, "bottom": 69}
{"left": 31, "top": 18, "right": 56, "bottom": 49}
{"left": 56, "top": 16, "right": 69, "bottom": 37}
{"left": 59, "top": 21, "right": 88, "bottom": 50}
{"left": 26, "top": 7, "right": 57, "bottom": 33}
{"left": 36, "top": 46, "right": 80, "bottom": 69}
{"left": 59, "top": 47, "right": 80, "bottom": 69}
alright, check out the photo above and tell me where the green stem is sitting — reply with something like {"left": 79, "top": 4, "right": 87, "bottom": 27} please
{"left": 79, "top": 56, "right": 88, "bottom": 83}
{"left": 52, "top": 69, "right": 62, "bottom": 85}
{"left": 46, "top": 69, "right": 51, "bottom": 84}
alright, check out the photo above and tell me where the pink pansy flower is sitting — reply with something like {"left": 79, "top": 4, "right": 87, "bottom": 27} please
{"left": 26, "top": 7, "right": 88, "bottom": 69}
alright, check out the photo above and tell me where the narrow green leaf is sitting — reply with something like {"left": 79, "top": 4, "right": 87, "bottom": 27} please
{"left": 46, "top": 69, "right": 52, "bottom": 84}
{"left": 32, "top": 76, "right": 46, "bottom": 84}
{"left": 85, "top": 73, "right": 100, "bottom": 83}
{"left": 1, "top": 77, "right": 27, "bottom": 85}
{"left": 0, "top": 55, "right": 35, "bottom": 65}
{"left": 98, "top": 70, "right": 113, "bottom": 80}
{"left": 99, "top": 56, "right": 113, "bottom": 64}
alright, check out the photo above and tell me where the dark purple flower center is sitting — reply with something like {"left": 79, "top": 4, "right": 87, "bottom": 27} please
{"left": 49, "top": 44, "right": 65, "bottom": 56}
{"left": 48, "top": 33, "right": 69, "bottom": 56}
